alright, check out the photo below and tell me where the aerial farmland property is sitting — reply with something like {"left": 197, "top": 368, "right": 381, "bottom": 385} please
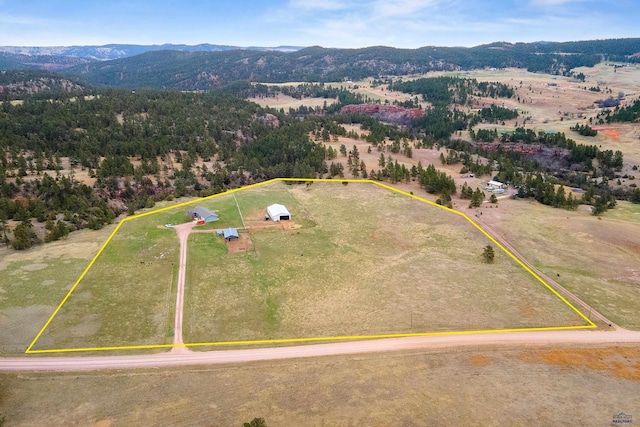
{"left": 2, "top": 9, "right": 640, "bottom": 422}
{"left": 25, "top": 180, "right": 592, "bottom": 354}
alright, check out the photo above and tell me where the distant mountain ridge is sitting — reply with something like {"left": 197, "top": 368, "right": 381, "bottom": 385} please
{"left": 0, "top": 43, "right": 304, "bottom": 61}
{"left": 2, "top": 39, "right": 639, "bottom": 91}
{"left": 59, "top": 38, "right": 640, "bottom": 91}
{"left": 0, "top": 70, "right": 85, "bottom": 98}
{"left": 0, "top": 52, "right": 90, "bottom": 71}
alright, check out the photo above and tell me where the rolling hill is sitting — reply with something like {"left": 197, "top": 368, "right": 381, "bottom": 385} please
{"left": 58, "top": 39, "right": 640, "bottom": 90}
{"left": 0, "top": 43, "right": 303, "bottom": 62}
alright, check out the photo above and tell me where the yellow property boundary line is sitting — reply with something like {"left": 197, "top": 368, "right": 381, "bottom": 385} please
{"left": 25, "top": 178, "right": 596, "bottom": 354}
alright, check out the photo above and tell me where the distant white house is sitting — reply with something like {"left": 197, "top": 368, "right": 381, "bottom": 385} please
{"left": 267, "top": 204, "right": 291, "bottom": 222}
{"left": 487, "top": 180, "right": 506, "bottom": 189}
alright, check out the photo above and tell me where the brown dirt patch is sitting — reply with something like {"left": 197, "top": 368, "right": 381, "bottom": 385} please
{"left": 226, "top": 233, "right": 252, "bottom": 254}
{"left": 601, "top": 128, "right": 620, "bottom": 141}
{"left": 469, "top": 354, "right": 493, "bottom": 367}
{"left": 519, "top": 347, "right": 640, "bottom": 381}
{"left": 245, "top": 217, "right": 300, "bottom": 233}
{"left": 519, "top": 303, "right": 536, "bottom": 319}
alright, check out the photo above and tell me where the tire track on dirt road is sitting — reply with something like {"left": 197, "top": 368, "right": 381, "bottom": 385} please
{"left": 171, "top": 222, "right": 196, "bottom": 353}
{"left": 2, "top": 329, "right": 639, "bottom": 372}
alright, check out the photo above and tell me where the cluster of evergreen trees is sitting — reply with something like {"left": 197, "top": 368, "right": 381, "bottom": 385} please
{"left": 418, "top": 164, "right": 457, "bottom": 195}
{"left": 0, "top": 89, "right": 340, "bottom": 248}
{"left": 474, "top": 105, "right": 519, "bottom": 124}
{"left": 570, "top": 123, "right": 598, "bottom": 136}
{"left": 3, "top": 63, "right": 638, "bottom": 250}
{"left": 600, "top": 98, "right": 640, "bottom": 123}
{"left": 389, "top": 76, "right": 513, "bottom": 108}
{"left": 460, "top": 183, "right": 486, "bottom": 208}
{"left": 0, "top": 173, "right": 118, "bottom": 249}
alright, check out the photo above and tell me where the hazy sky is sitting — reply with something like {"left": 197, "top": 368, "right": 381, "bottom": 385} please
{"left": 1, "top": 0, "right": 638, "bottom": 48}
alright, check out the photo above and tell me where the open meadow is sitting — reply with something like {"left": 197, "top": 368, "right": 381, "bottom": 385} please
{"left": 248, "top": 94, "right": 338, "bottom": 110}
{"left": 403, "top": 64, "right": 640, "bottom": 169}
{"left": 0, "top": 227, "right": 117, "bottom": 355}
{"left": 28, "top": 214, "right": 180, "bottom": 352}
{"left": 480, "top": 199, "right": 640, "bottom": 329}
{"left": 26, "top": 180, "right": 590, "bottom": 353}
{"left": 185, "top": 181, "right": 590, "bottom": 347}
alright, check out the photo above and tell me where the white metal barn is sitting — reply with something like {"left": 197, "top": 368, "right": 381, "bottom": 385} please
{"left": 267, "top": 203, "right": 291, "bottom": 221}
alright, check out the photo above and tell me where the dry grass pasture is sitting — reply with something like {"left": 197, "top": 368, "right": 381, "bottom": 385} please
{"left": 248, "top": 94, "right": 338, "bottom": 110}
{"left": 2, "top": 345, "right": 639, "bottom": 426}
{"left": 29, "top": 214, "right": 180, "bottom": 352}
{"left": 184, "top": 181, "right": 588, "bottom": 346}
{"left": 0, "top": 226, "right": 116, "bottom": 355}
{"left": 405, "top": 65, "right": 640, "bottom": 168}
{"left": 27, "top": 194, "right": 252, "bottom": 352}
{"left": 479, "top": 199, "right": 640, "bottom": 329}
{"left": 26, "top": 180, "right": 590, "bottom": 353}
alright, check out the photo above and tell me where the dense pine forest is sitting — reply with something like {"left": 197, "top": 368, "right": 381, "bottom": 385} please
{"left": 1, "top": 66, "right": 639, "bottom": 250}
{"left": 1, "top": 38, "right": 635, "bottom": 91}
{"left": 0, "top": 87, "right": 330, "bottom": 248}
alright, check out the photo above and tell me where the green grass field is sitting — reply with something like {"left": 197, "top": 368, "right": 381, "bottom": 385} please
{"left": 29, "top": 180, "right": 591, "bottom": 352}
{"left": 30, "top": 215, "right": 180, "bottom": 351}
{"left": 0, "top": 227, "right": 116, "bottom": 354}
{"left": 184, "top": 182, "right": 589, "bottom": 346}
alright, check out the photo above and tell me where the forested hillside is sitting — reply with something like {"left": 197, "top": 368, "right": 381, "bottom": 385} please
{"left": 0, "top": 43, "right": 303, "bottom": 63}
{"left": 1, "top": 71, "right": 637, "bottom": 250}
{"left": 61, "top": 39, "right": 640, "bottom": 90}
{"left": 0, "top": 89, "right": 329, "bottom": 249}
{"left": 0, "top": 70, "right": 87, "bottom": 99}
{"left": 0, "top": 52, "right": 89, "bottom": 71}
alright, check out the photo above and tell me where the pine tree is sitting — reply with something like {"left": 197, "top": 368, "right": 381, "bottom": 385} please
{"left": 482, "top": 245, "right": 495, "bottom": 263}
{"left": 555, "top": 185, "right": 566, "bottom": 208}
{"left": 11, "top": 222, "right": 32, "bottom": 250}
{"left": 469, "top": 188, "right": 485, "bottom": 208}
{"left": 378, "top": 153, "right": 386, "bottom": 167}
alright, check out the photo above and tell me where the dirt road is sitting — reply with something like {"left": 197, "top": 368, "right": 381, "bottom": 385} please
{"left": 171, "top": 222, "right": 196, "bottom": 350}
{"left": 1, "top": 187, "right": 634, "bottom": 373}
{"left": 1, "top": 329, "right": 639, "bottom": 372}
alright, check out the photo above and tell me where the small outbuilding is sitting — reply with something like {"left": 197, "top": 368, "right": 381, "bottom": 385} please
{"left": 223, "top": 228, "right": 239, "bottom": 241}
{"left": 188, "top": 207, "right": 219, "bottom": 223}
{"left": 487, "top": 180, "right": 506, "bottom": 189}
{"left": 267, "top": 204, "right": 291, "bottom": 222}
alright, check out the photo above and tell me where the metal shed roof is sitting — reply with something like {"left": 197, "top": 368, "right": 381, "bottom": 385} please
{"left": 189, "top": 206, "right": 218, "bottom": 220}
{"left": 267, "top": 203, "right": 291, "bottom": 220}
{"left": 223, "top": 228, "right": 239, "bottom": 239}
